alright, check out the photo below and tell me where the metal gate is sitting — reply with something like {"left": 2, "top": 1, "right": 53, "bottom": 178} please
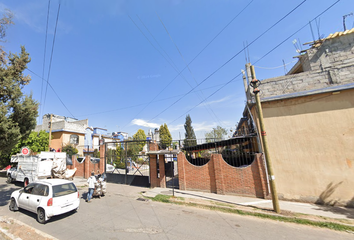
{"left": 104, "top": 140, "right": 150, "bottom": 187}
{"left": 165, "top": 152, "right": 179, "bottom": 189}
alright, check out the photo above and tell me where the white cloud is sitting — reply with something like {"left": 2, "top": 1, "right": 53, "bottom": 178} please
{"left": 131, "top": 119, "right": 160, "bottom": 129}
{"left": 197, "top": 96, "right": 230, "bottom": 107}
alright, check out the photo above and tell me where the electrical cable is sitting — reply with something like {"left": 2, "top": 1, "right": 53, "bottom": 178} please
{"left": 167, "top": 0, "right": 340, "bottom": 125}
{"left": 28, "top": 69, "right": 76, "bottom": 118}
{"left": 148, "top": 0, "right": 308, "bottom": 123}
{"left": 156, "top": 12, "right": 223, "bottom": 126}
{"left": 125, "top": 0, "right": 254, "bottom": 128}
{"left": 42, "top": 2, "right": 61, "bottom": 114}
{"left": 39, "top": 0, "right": 51, "bottom": 124}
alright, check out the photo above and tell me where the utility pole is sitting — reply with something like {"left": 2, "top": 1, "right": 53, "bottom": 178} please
{"left": 249, "top": 65, "right": 280, "bottom": 213}
{"left": 48, "top": 114, "right": 53, "bottom": 152}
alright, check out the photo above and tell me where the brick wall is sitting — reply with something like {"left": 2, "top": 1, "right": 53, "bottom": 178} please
{"left": 178, "top": 152, "right": 269, "bottom": 198}
{"left": 68, "top": 144, "right": 105, "bottom": 178}
{"left": 149, "top": 154, "right": 166, "bottom": 188}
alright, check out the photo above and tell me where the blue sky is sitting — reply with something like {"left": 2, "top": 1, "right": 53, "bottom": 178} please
{"left": 1, "top": 0, "right": 353, "bottom": 139}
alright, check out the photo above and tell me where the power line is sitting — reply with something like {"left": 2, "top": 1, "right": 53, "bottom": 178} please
{"left": 42, "top": 1, "right": 61, "bottom": 113}
{"left": 39, "top": 0, "right": 51, "bottom": 124}
{"left": 28, "top": 69, "right": 76, "bottom": 118}
{"left": 156, "top": 12, "right": 223, "bottom": 126}
{"left": 148, "top": 0, "right": 308, "bottom": 123}
{"left": 125, "top": 1, "right": 254, "bottom": 128}
{"left": 168, "top": 0, "right": 340, "bottom": 125}
{"left": 254, "top": 0, "right": 340, "bottom": 65}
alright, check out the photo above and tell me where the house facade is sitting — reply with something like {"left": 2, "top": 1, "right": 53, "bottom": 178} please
{"left": 35, "top": 114, "right": 89, "bottom": 156}
{"left": 242, "top": 28, "right": 354, "bottom": 207}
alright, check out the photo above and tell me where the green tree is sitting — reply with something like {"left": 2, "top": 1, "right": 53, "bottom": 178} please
{"left": 205, "top": 126, "right": 228, "bottom": 142}
{"left": 93, "top": 149, "right": 100, "bottom": 158}
{"left": 159, "top": 123, "right": 172, "bottom": 149}
{"left": 62, "top": 144, "right": 78, "bottom": 158}
{"left": 114, "top": 145, "right": 125, "bottom": 169}
{"left": 184, "top": 114, "right": 197, "bottom": 147}
{"left": 0, "top": 11, "right": 38, "bottom": 167}
{"left": 133, "top": 129, "right": 146, "bottom": 151}
{"left": 10, "top": 130, "right": 49, "bottom": 155}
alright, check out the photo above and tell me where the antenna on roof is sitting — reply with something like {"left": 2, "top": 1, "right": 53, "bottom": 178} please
{"left": 343, "top": 13, "right": 353, "bottom": 31}
{"left": 315, "top": 18, "right": 321, "bottom": 40}
{"left": 309, "top": 21, "right": 315, "bottom": 42}
{"left": 282, "top": 59, "right": 288, "bottom": 75}
{"left": 292, "top": 39, "right": 301, "bottom": 54}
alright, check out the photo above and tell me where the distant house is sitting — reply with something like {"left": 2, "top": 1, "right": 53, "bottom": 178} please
{"left": 241, "top": 28, "right": 354, "bottom": 207}
{"left": 83, "top": 127, "right": 108, "bottom": 156}
{"left": 35, "top": 114, "right": 88, "bottom": 156}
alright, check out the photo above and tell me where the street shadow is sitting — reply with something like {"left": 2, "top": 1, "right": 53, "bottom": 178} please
{"left": 314, "top": 181, "right": 354, "bottom": 219}
{"left": 16, "top": 208, "right": 78, "bottom": 224}
{"left": 0, "top": 184, "right": 22, "bottom": 207}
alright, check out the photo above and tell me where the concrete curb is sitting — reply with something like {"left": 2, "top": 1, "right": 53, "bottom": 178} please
{"left": 0, "top": 216, "right": 59, "bottom": 240}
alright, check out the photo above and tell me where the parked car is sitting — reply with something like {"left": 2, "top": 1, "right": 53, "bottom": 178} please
{"left": 106, "top": 164, "right": 115, "bottom": 173}
{"left": 9, "top": 179, "right": 80, "bottom": 224}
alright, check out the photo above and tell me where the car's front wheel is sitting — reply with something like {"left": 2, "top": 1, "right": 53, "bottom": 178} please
{"left": 37, "top": 208, "right": 47, "bottom": 224}
{"left": 9, "top": 198, "right": 18, "bottom": 211}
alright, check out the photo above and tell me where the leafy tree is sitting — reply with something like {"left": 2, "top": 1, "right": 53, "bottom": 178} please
{"left": 114, "top": 145, "right": 125, "bottom": 169}
{"left": 62, "top": 144, "right": 78, "bottom": 158}
{"left": 184, "top": 114, "right": 197, "bottom": 147}
{"left": 93, "top": 149, "right": 100, "bottom": 158}
{"left": 205, "top": 126, "right": 228, "bottom": 142}
{"left": 133, "top": 129, "right": 146, "bottom": 151}
{"left": 10, "top": 130, "right": 49, "bottom": 155}
{"left": 0, "top": 11, "right": 38, "bottom": 167}
{"left": 159, "top": 123, "right": 172, "bottom": 149}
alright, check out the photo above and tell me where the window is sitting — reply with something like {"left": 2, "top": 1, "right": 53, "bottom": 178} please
{"left": 24, "top": 184, "right": 36, "bottom": 194}
{"left": 53, "top": 183, "right": 77, "bottom": 197}
{"left": 70, "top": 135, "right": 79, "bottom": 144}
{"left": 32, "top": 184, "right": 49, "bottom": 196}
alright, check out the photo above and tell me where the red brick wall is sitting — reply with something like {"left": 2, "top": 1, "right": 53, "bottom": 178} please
{"left": 68, "top": 144, "right": 106, "bottom": 178}
{"left": 150, "top": 154, "right": 166, "bottom": 188}
{"left": 178, "top": 152, "right": 269, "bottom": 198}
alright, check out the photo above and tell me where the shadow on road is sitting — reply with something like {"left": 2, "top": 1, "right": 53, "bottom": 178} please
{"left": 0, "top": 183, "right": 22, "bottom": 207}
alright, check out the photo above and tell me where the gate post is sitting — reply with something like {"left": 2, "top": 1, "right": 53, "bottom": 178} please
{"left": 99, "top": 144, "right": 105, "bottom": 173}
{"left": 159, "top": 154, "right": 166, "bottom": 188}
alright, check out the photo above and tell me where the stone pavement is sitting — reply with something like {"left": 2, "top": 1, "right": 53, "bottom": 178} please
{"left": 73, "top": 177, "right": 354, "bottom": 221}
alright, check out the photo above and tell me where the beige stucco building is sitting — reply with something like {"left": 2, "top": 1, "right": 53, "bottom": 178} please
{"left": 35, "top": 114, "right": 88, "bottom": 156}
{"left": 242, "top": 28, "right": 354, "bottom": 207}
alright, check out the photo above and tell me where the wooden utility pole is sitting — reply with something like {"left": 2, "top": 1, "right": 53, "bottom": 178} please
{"left": 250, "top": 65, "right": 280, "bottom": 213}
{"left": 48, "top": 114, "right": 53, "bottom": 151}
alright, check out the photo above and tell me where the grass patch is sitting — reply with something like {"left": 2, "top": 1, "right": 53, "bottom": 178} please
{"left": 149, "top": 194, "right": 354, "bottom": 233}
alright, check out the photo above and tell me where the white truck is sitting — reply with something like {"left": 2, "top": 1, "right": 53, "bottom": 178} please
{"left": 7, "top": 152, "right": 70, "bottom": 187}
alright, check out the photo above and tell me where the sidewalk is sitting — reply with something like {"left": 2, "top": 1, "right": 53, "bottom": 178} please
{"left": 142, "top": 187, "right": 354, "bottom": 221}
{"left": 72, "top": 177, "right": 354, "bottom": 221}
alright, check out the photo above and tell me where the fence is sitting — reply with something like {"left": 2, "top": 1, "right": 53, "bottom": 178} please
{"left": 182, "top": 134, "right": 259, "bottom": 168}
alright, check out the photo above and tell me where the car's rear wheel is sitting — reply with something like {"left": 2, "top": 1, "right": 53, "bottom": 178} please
{"left": 6, "top": 175, "right": 12, "bottom": 184}
{"left": 37, "top": 208, "right": 47, "bottom": 224}
{"left": 9, "top": 198, "right": 17, "bottom": 211}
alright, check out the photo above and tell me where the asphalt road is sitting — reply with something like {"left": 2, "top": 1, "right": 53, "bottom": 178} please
{"left": 0, "top": 177, "right": 353, "bottom": 240}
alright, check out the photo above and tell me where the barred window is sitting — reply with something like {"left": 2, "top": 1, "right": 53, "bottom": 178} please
{"left": 70, "top": 134, "right": 79, "bottom": 144}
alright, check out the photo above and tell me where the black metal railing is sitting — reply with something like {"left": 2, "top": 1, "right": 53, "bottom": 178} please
{"left": 181, "top": 135, "right": 259, "bottom": 167}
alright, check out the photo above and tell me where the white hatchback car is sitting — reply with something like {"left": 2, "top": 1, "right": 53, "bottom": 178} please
{"left": 9, "top": 179, "right": 80, "bottom": 224}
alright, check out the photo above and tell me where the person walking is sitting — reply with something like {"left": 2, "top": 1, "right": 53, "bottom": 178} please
{"left": 87, "top": 171, "right": 97, "bottom": 203}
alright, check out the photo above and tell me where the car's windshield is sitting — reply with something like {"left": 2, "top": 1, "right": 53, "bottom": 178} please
{"left": 52, "top": 183, "right": 77, "bottom": 197}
